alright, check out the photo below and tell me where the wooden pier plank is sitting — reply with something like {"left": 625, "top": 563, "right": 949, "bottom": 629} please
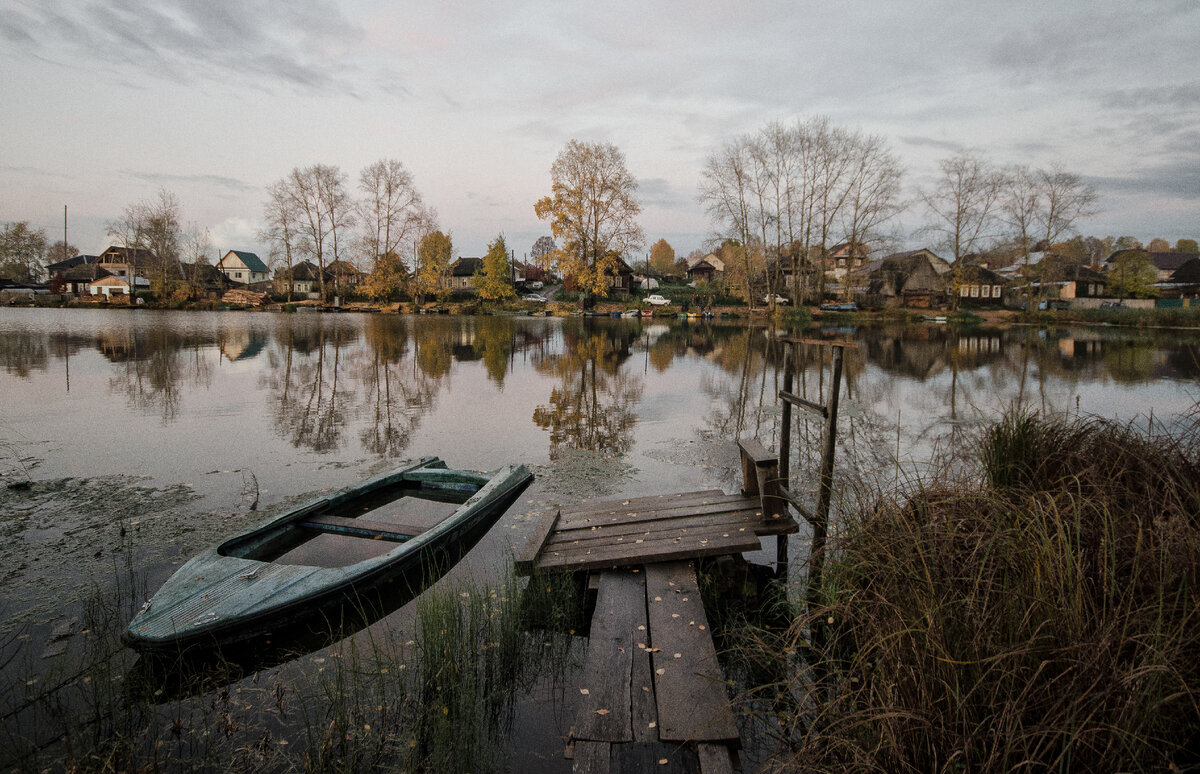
{"left": 546, "top": 511, "right": 762, "bottom": 549}
{"left": 645, "top": 562, "right": 739, "bottom": 744}
{"left": 537, "top": 531, "right": 761, "bottom": 573}
{"left": 514, "top": 508, "right": 561, "bottom": 574}
{"left": 573, "top": 569, "right": 644, "bottom": 743}
{"left": 557, "top": 495, "right": 757, "bottom": 530}
{"left": 562, "top": 490, "right": 728, "bottom": 518}
{"left": 571, "top": 741, "right": 610, "bottom": 774}
{"left": 697, "top": 743, "right": 735, "bottom": 774}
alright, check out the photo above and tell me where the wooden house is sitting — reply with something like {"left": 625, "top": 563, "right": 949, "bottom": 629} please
{"left": 955, "top": 265, "right": 1007, "bottom": 305}
{"left": 274, "top": 261, "right": 322, "bottom": 295}
{"left": 216, "top": 250, "right": 270, "bottom": 284}
{"left": 686, "top": 253, "right": 724, "bottom": 284}
{"left": 88, "top": 274, "right": 150, "bottom": 299}
{"left": 450, "top": 257, "right": 483, "bottom": 291}
{"left": 866, "top": 248, "right": 952, "bottom": 308}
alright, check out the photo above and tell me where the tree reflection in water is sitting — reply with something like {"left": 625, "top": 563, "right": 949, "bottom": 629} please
{"left": 356, "top": 316, "right": 438, "bottom": 458}
{"left": 102, "top": 325, "right": 213, "bottom": 424}
{"left": 533, "top": 320, "right": 644, "bottom": 459}
{"left": 262, "top": 317, "right": 359, "bottom": 453}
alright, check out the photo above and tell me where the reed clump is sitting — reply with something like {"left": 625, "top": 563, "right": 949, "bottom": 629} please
{"left": 778, "top": 410, "right": 1200, "bottom": 772}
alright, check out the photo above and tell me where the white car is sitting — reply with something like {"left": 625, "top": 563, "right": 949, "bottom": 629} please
{"left": 764, "top": 294, "right": 789, "bottom": 305}
{"left": 527, "top": 281, "right": 544, "bottom": 290}
{"left": 523, "top": 294, "right": 548, "bottom": 303}
{"left": 644, "top": 294, "right": 670, "bottom": 306}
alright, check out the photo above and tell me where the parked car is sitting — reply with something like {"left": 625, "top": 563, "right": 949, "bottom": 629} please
{"left": 1100, "top": 301, "right": 1127, "bottom": 309}
{"left": 764, "top": 294, "right": 789, "bottom": 305}
{"left": 523, "top": 294, "right": 548, "bottom": 303}
{"left": 1038, "top": 299, "right": 1070, "bottom": 311}
{"left": 527, "top": 281, "right": 544, "bottom": 290}
{"left": 644, "top": 294, "right": 670, "bottom": 306}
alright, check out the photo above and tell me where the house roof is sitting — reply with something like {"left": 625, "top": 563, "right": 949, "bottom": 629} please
{"left": 46, "top": 254, "right": 97, "bottom": 273}
{"left": 278, "top": 261, "right": 321, "bottom": 281}
{"left": 222, "top": 250, "right": 269, "bottom": 273}
{"left": 61, "top": 264, "right": 112, "bottom": 282}
{"left": 451, "top": 257, "right": 483, "bottom": 277}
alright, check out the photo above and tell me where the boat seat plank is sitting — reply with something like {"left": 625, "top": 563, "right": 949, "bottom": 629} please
{"left": 300, "top": 514, "right": 426, "bottom": 542}
{"left": 645, "top": 562, "right": 739, "bottom": 744}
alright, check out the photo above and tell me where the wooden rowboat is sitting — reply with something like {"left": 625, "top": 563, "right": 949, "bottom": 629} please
{"left": 125, "top": 458, "right": 532, "bottom": 653}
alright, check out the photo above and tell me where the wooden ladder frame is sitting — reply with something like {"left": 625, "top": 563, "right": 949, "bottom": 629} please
{"left": 739, "top": 337, "right": 854, "bottom": 600}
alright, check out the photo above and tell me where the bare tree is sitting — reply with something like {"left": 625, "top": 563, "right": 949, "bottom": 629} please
{"left": 261, "top": 179, "right": 306, "bottom": 302}
{"left": 1036, "top": 165, "right": 1099, "bottom": 250}
{"left": 139, "top": 189, "right": 184, "bottom": 297}
{"left": 838, "top": 132, "right": 904, "bottom": 297}
{"left": 281, "top": 165, "right": 352, "bottom": 301}
{"left": 699, "top": 136, "right": 758, "bottom": 305}
{"left": 1003, "top": 165, "right": 1041, "bottom": 306}
{"left": 921, "top": 152, "right": 1006, "bottom": 306}
{"left": 357, "top": 159, "right": 428, "bottom": 276}
{"left": 181, "top": 223, "right": 212, "bottom": 297}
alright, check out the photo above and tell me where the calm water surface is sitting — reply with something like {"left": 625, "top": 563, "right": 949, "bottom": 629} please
{"left": 2, "top": 307, "right": 1199, "bottom": 769}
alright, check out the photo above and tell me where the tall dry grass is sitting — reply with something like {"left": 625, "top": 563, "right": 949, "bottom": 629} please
{"left": 773, "top": 410, "right": 1200, "bottom": 772}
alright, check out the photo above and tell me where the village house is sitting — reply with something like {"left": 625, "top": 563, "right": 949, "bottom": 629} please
{"left": 274, "top": 261, "right": 323, "bottom": 296}
{"left": 216, "top": 250, "right": 270, "bottom": 285}
{"left": 88, "top": 274, "right": 150, "bottom": 299}
{"left": 95, "top": 245, "right": 160, "bottom": 281}
{"left": 955, "top": 265, "right": 1007, "bottom": 305}
{"left": 822, "top": 240, "right": 871, "bottom": 281}
{"left": 449, "top": 257, "right": 483, "bottom": 291}
{"left": 686, "top": 253, "right": 724, "bottom": 284}
{"left": 325, "top": 260, "right": 364, "bottom": 291}
{"left": 865, "top": 248, "right": 952, "bottom": 308}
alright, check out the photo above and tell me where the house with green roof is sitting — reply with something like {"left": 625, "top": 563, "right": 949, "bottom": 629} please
{"left": 216, "top": 250, "right": 269, "bottom": 285}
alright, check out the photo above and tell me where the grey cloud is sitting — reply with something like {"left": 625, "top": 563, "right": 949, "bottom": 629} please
{"left": 5, "top": 0, "right": 369, "bottom": 94}
{"left": 899, "top": 136, "right": 964, "bottom": 153}
{"left": 1086, "top": 159, "right": 1200, "bottom": 200}
{"left": 121, "top": 170, "right": 254, "bottom": 192}
{"left": 1104, "top": 82, "right": 1200, "bottom": 111}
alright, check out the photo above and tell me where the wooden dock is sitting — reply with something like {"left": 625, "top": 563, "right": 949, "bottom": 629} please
{"left": 517, "top": 443, "right": 800, "bottom": 773}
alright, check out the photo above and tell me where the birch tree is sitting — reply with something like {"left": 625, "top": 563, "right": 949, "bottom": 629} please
{"left": 357, "top": 159, "right": 428, "bottom": 277}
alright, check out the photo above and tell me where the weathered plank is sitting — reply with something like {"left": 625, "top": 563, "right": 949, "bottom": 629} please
{"left": 572, "top": 740, "right": 610, "bottom": 774}
{"left": 629, "top": 591, "right": 659, "bottom": 744}
{"left": 573, "top": 570, "right": 643, "bottom": 742}
{"left": 515, "top": 508, "right": 561, "bottom": 575}
{"left": 546, "top": 511, "right": 764, "bottom": 548}
{"left": 299, "top": 514, "right": 425, "bottom": 541}
{"left": 645, "top": 562, "right": 739, "bottom": 744}
{"left": 697, "top": 743, "right": 735, "bottom": 774}
{"left": 562, "top": 490, "right": 728, "bottom": 518}
{"left": 610, "top": 742, "right": 698, "bottom": 772}
{"left": 558, "top": 495, "right": 757, "bottom": 530}
{"left": 537, "top": 531, "right": 761, "bottom": 573}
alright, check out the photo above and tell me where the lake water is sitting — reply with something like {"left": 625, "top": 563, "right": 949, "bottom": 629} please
{"left": 2, "top": 307, "right": 1199, "bottom": 769}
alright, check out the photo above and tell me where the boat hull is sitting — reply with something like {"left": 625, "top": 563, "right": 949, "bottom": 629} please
{"left": 125, "top": 459, "right": 532, "bottom": 653}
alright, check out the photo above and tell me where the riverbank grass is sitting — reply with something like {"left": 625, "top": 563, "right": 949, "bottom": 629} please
{"left": 767, "top": 411, "right": 1200, "bottom": 771}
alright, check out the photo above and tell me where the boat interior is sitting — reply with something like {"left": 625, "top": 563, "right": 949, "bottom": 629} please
{"left": 218, "top": 470, "right": 490, "bottom": 569}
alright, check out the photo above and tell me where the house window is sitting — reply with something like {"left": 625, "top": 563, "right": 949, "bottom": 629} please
{"left": 236, "top": 272, "right": 243, "bottom": 279}
{"left": 960, "top": 285, "right": 970, "bottom": 297}
{"left": 982, "top": 285, "right": 991, "bottom": 298}
{"left": 970, "top": 286, "right": 979, "bottom": 298}
{"left": 992, "top": 285, "right": 1002, "bottom": 297}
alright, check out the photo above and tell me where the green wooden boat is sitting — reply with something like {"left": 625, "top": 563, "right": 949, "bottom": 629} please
{"left": 126, "top": 457, "right": 532, "bottom": 653}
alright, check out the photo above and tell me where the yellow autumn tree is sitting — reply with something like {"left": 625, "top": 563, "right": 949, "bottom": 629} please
{"left": 476, "top": 235, "right": 516, "bottom": 300}
{"left": 649, "top": 238, "right": 675, "bottom": 275}
{"left": 534, "top": 140, "right": 644, "bottom": 299}
{"left": 414, "top": 230, "right": 452, "bottom": 301}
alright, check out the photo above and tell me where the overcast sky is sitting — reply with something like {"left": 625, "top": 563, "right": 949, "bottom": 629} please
{"left": 2, "top": 0, "right": 1197, "bottom": 263}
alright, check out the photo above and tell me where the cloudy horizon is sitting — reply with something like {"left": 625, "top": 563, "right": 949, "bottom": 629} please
{"left": 2, "top": 0, "right": 1196, "bottom": 263}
